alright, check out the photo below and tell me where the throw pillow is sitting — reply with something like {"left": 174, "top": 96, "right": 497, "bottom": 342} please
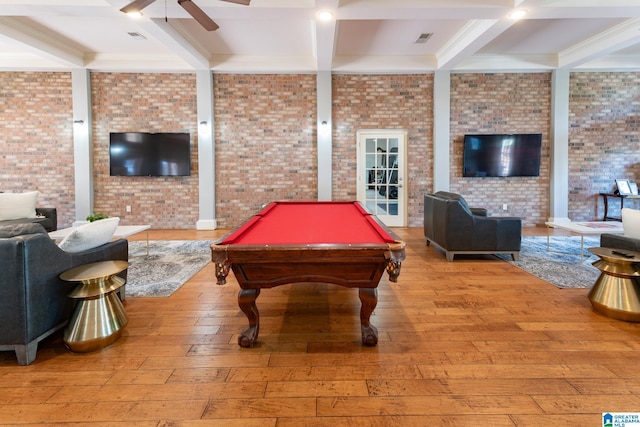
{"left": 0, "top": 191, "right": 39, "bottom": 221}
{"left": 621, "top": 208, "right": 640, "bottom": 239}
{"left": 58, "top": 217, "right": 120, "bottom": 253}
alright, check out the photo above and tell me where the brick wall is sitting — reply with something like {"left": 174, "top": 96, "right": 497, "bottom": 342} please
{"left": 4, "top": 70, "right": 640, "bottom": 230}
{"left": 332, "top": 74, "right": 433, "bottom": 227}
{"left": 569, "top": 72, "right": 640, "bottom": 221}
{"left": 214, "top": 74, "right": 318, "bottom": 228}
{"left": 0, "top": 72, "right": 76, "bottom": 227}
{"left": 450, "top": 73, "right": 552, "bottom": 226}
{"left": 91, "top": 73, "right": 199, "bottom": 229}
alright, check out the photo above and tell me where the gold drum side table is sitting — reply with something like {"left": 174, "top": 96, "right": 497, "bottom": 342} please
{"left": 587, "top": 247, "right": 640, "bottom": 322}
{"left": 60, "top": 260, "right": 129, "bottom": 352}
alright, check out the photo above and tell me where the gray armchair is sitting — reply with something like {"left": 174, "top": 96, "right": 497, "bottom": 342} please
{"left": 424, "top": 191, "right": 522, "bottom": 261}
{"left": 0, "top": 223, "right": 128, "bottom": 365}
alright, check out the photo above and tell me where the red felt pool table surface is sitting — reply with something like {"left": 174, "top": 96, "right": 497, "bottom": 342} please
{"left": 219, "top": 201, "right": 396, "bottom": 245}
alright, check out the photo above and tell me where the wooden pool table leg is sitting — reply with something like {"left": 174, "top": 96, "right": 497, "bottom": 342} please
{"left": 238, "top": 288, "right": 260, "bottom": 348}
{"left": 359, "top": 287, "right": 379, "bottom": 346}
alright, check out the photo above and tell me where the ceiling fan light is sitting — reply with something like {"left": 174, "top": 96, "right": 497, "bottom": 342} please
{"left": 126, "top": 11, "right": 143, "bottom": 19}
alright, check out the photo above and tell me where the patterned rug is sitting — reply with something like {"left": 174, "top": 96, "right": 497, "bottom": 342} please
{"left": 499, "top": 236, "right": 601, "bottom": 289}
{"left": 126, "top": 240, "right": 213, "bottom": 297}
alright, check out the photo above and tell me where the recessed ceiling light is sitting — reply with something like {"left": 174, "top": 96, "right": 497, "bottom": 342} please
{"left": 508, "top": 9, "right": 528, "bottom": 20}
{"left": 126, "top": 11, "right": 143, "bottom": 19}
{"left": 316, "top": 10, "right": 334, "bottom": 22}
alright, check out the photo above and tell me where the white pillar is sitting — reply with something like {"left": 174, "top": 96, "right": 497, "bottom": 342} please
{"left": 71, "top": 69, "right": 93, "bottom": 226}
{"left": 196, "top": 70, "right": 217, "bottom": 230}
{"left": 317, "top": 71, "right": 332, "bottom": 200}
{"left": 549, "top": 69, "right": 570, "bottom": 223}
{"left": 433, "top": 71, "right": 451, "bottom": 192}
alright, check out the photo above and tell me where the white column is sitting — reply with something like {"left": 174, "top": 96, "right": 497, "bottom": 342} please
{"left": 317, "top": 71, "right": 332, "bottom": 200}
{"left": 433, "top": 71, "right": 451, "bottom": 192}
{"left": 549, "top": 69, "right": 570, "bottom": 223}
{"left": 196, "top": 70, "right": 217, "bottom": 229}
{"left": 71, "top": 69, "right": 93, "bottom": 226}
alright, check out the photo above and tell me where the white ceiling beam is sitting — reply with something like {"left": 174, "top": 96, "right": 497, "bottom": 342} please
{"left": 557, "top": 17, "right": 640, "bottom": 69}
{"left": 0, "top": 16, "right": 84, "bottom": 68}
{"left": 139, "top": 18, "right": 211, "bottom": 69}
{"left": 436, "top": 18, "right": 517, "bottom": 70}
{"left": 312, "top": 0, "right": 339, "bottom": 72}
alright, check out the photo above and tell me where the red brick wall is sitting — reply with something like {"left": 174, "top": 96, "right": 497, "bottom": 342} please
{"left": 569, "top": 72, "right": 640, "bottom": 221}
{"left": 332, "top": 74, "right": 433, "bottom": 227}
{"left": 449, "top": 73, "right": 552, "bottom": 226}
{"left": 0, "top": 72, "right": 76, "bottom": 228}
{"left": 91, "top": 73, "right": 199, "bottom": 229}
{"left": 5, "top": 71, "right": 640, "bottom": 230}
{"left": 214, "top": 74, "right": 318, "bottom": 228}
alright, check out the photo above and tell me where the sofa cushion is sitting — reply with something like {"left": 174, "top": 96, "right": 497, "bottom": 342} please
{"left": 621, "top": 208, "right": 640, "bottom": 239}
{"left": 0, "top": 191, "right": 39, "bottom": 221}
{"left": 58, "top": 217, "right": 120, "bottom": 253}
{"left": 0, "top": 223, "right": 47, "bottom": 238}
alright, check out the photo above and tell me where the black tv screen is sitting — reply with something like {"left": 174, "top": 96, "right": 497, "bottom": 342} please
{"left": 109, "top": 132, "right": 191, "bottom": 177}
{"left": 463, "top": 134, "right": 542, "bottom": 177}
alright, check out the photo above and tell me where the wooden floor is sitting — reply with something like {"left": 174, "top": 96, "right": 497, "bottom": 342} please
{"left": 2, "top": 227, "right": 640, "bottom": 426}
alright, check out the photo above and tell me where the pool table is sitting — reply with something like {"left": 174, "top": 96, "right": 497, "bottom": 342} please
{"left": 211, "top": 201, "right": 406, "bottom": 347}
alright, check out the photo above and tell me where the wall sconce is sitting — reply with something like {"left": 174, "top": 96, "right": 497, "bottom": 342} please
{"left": 319, "top": 120, "right": 330, "bottom": 135}
{"left": 199, "top": 121, "right": 209, "bottom": 133}
{"left": 73, "top": 120, "right": 84, "bottom": 125}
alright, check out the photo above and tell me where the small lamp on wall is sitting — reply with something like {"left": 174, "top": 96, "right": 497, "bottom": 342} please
{"left": 198, "top": 120, "right": 209, "bottom": 133}
{"left": 320, "top": 120, "right": 330, "bottom": 135}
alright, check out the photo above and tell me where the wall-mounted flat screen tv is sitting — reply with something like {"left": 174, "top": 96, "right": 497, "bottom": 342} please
{"left": 109, "top": 132, "right": 191, "bottom": 177}
{"left": 463, "top": 134, "right": 542, "bottom": 177}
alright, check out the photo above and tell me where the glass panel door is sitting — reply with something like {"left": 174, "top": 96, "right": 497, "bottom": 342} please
{"left": 357, "top": 130, "right": 407, "bottom": 226}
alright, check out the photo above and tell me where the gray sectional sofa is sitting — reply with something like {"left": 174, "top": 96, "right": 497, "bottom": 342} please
{"left": 600, "top": 233, "right": 640, "bottom": 253}
{"left": 0, "top": 223, "right": 128, "bottom": 365}
{"left": 0, "top": 207, "right": 57, "bottom": 231}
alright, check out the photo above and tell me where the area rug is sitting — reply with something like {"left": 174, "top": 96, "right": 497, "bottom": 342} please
{"left": 126, "top": 240, "right": 213, "bottom": 297}
{"left": 499, "top": 236, "right": 601, "bottom": 289}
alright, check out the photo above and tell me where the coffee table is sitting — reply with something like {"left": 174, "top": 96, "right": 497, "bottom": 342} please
{"left": 544, "top": 221, "right": 624, "bottom": 263}
{"left": 50, "top": 224, "right": 151, "bottom": 256}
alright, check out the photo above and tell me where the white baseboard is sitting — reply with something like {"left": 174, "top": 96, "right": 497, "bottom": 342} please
{"left": 196, "top": 219, "right": 217, "bottom": 230}
{"left": 547, "top": 217, "right": 571, "bottom": 224}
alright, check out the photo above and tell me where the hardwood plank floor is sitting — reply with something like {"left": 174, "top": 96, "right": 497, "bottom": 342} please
{"left": 1, "top": 226, "right": 639, "bottom": 426}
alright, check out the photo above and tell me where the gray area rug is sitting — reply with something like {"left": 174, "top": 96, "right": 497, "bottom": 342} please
{"left": 499, "top": 236, "right": 601, "bottom": 289}
{"left": 126, "top": 240, "right": 213, "bottom": 297}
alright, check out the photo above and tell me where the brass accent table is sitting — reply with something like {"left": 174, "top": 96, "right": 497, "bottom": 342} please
{"left": 60, "top": 260, "right": 129, "bottom": 352}
{"left": 587, "top": 247, "right": 640, "bottom": 322}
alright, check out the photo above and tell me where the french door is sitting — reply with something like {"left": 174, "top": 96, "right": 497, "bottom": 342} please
{"left": 356, "top": 129, "right": 407, "bottom": 227}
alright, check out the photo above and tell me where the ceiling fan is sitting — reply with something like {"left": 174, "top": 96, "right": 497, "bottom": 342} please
{"left": 120, "top": 0, "right": 250, "bottom": 31}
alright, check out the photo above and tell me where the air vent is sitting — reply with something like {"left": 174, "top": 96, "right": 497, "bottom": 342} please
{"left": 415, "top": 33, "right": 433, "bottom": 44}
{"left": 127, "top": 32, "right": 147, "bottom": 40}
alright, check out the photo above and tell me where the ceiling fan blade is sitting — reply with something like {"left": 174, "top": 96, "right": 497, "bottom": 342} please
{"left": 220, "top": 0, "right": 250, "bottom": 5}
{"left": 177, "top": 0, "right": 219, "bottom": 31}
{"left": 120, "top": 0, "right": 157, "bottom": 14}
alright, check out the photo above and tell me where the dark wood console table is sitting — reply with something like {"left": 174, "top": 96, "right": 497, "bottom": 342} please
{"left": 599, "top": 193, "right": 640, "bottom": 221}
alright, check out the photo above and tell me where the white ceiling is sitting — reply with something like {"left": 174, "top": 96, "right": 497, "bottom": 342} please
{"left": 1, "top": 0, "right": 639, "bottom": 73}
